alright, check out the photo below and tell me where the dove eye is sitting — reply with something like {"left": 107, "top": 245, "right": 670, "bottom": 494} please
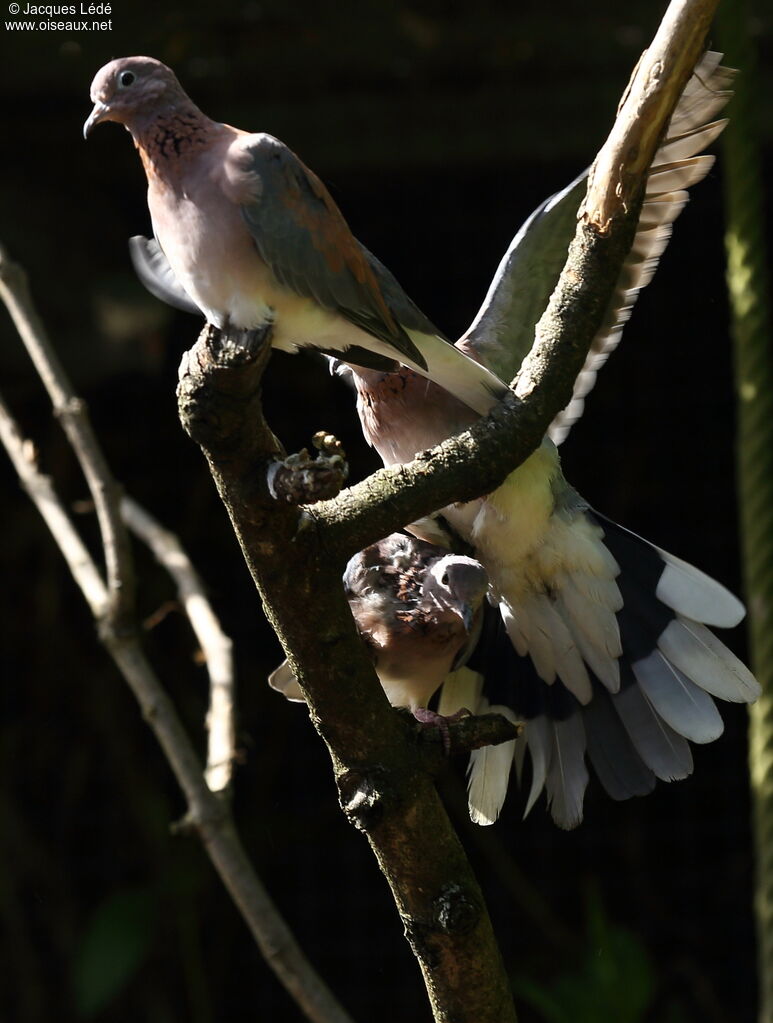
{"left": 118, "top": 70, "right": 136, "bottom": 88}
{"left": 441, "top": 573, "right": 449, "bottom": 586}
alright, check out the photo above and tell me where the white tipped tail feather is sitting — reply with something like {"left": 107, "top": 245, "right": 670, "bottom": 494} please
{"left": 462, "top": 510, "right": 758, "bottom": 828}
{"left": 466, "top": 700, "right": 520, "bottom": 826}
{"left": 655, "top": 550, "right": 745, "bottom": 627}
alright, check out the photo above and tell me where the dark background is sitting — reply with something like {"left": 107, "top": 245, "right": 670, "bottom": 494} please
{"left": 1, "top": 1, "right": 771, "bottom": 1020}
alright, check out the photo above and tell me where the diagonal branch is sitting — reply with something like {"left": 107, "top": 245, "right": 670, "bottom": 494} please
{"left": 583, "top": 0, "right": 719, "bottom": 233}
{"left": 0, "top": 392, "right": 109, "bottom": 617}
{"left": 120, "top": 495, "right": 237, "bottom": 794}
{"left": 0, "top": 246, "right": 135, "bottom": 629}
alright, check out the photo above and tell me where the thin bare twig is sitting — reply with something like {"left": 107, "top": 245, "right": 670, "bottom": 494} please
{"left": 0, "top": 394, "right": 109, "bottom": 617}
{"left": 0, "top": 264, "right": 356, "bottom": 1023}
{"left": 0, "top": 245, "right": 135, "bottom": 627}
{"left": 120, "top": 494, "right": 236, "bottom": 793}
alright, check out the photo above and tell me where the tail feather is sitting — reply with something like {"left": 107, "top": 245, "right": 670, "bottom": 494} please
{"left": 507, "top": 593, "right": 595, "bottom": 704}
{"left": 437, "top": 667, "right": 519, "bottom": 827}
{"left": 556, "top": 581, "right": 621, "bottom": 694}
{"left": 467, "top": 699, "right": 519, "bottom": 826}
{"left": 595, "top": 512, "right": 744, "bottom": 629}
{"left": 658, "top": 617, "right": 759, "bottom": 702}
{"left": 545, "top": 715, "right": 589, "bottom": 830}
{"left": 655, "top": 549, "right": 745, "bottom": 627}
{"left": 631, "top": 650, "right": 725, "bottom": 744}
{"left": 583, "top": 684, "right": 656, "bottom": 801}
{"left": 474, "top": 508, "right": 751, "bottom": 826}
{"left": 613, "top": 681, "right": 694, "bottom": 781}
{"left": 523, "top": 714, "right": 553, "bottom": 819}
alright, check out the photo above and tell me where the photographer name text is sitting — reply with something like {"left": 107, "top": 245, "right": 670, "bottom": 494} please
{"left": 14, "top": 3, "right": 110, "bottom": 11}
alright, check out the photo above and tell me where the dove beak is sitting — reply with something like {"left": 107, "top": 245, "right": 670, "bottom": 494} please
{"left": 83, "top": 101, "right": 109, "bottom": 139}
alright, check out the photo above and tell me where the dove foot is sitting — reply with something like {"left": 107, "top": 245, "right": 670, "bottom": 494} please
{"left": 267, "top": 432, "right": 348, "bottom": 504}
{"left": 412, "top": 707, "right": 472, "bottom": 754}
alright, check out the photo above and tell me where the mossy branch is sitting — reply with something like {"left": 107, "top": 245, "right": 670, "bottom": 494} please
{"left": 177, "top": 2, "right": 719, "bottom": 1019}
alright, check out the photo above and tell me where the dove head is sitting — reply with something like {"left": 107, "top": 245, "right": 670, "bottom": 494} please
{"left": 84, "top": 57, "right": 196, "bottom": 139}
{"left": 423, "top": 555, "right": 489, "bottom": 632}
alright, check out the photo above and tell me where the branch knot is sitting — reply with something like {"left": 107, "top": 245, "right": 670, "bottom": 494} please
{"left": 404, "top": 884, "right": 481, "bottom": 963}
{"left": 338, "top": 767, "right": 387, "bottom": 831}
{"left": 433, "top": 883, "right": 481, "bottom": 936}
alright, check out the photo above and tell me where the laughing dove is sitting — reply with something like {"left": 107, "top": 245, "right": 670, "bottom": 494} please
{"left": 333, "top": 53, "right": 759, "bottom": 828}
{"left": 83, "top": 56, "right": 509, "bottom": 416}
{"left": 86, "top": 53, "right": 758, "bottom": 830}
{"left": 341, "top": 534, "right": 489, "bottom": 713}
{"left": 269, "top": 532, "right": 489, "bottom": 714}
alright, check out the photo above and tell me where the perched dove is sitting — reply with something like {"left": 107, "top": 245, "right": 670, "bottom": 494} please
{"left": 333, "top": 53, "right": 760, "bottom": 828}
{"left": 269, "top": 533, "right": 489, "bottom": 714}
{"left": 86, "top": 52, "right": 758, "bottom": 830}
{"left": 83, "top": 56, "right": 509, "bottom": 416}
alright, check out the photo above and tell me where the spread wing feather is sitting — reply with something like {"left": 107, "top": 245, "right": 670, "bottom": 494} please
{"left": 461, "top": 52, "right": 735, "bottom": 443}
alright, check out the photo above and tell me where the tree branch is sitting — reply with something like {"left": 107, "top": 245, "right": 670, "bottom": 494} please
{"left": 0, "top": 392, "right": 109, "bottom": 618}
{"left": 583, "top": 0, "right": 719, "bottom": 233}
{"left": 0, "top": 269, "right": 356, "bottom": 1023}
{"left": 177, "top": 3, "right": 719, "bottom": 1019}
{"left": 179, "top": 323, "right": 520, "bottom": 1023}
{"left": 0, "top": 245, "right": 135, "bottom": 630}
{"left": 120, "top": 495, "right": 237, "bottom": 794}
